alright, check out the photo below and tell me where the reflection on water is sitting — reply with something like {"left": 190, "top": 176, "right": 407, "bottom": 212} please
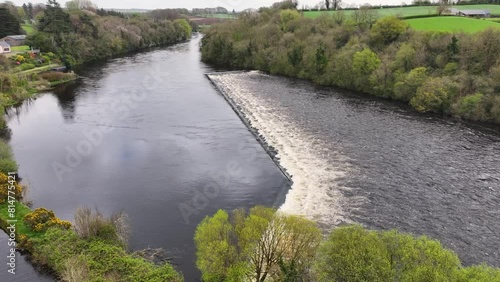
{"left": 209, "top": 71, "right": 500, "bottom": 267}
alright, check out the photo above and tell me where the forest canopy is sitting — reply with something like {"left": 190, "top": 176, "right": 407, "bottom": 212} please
{"left": 201, "top": 2, "right": 500, "bottom": 124}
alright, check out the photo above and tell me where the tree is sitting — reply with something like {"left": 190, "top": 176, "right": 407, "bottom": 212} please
{"left": 437, "top": 0, "right": 450, "bottom": 16}
{"left": 333, "top": 0, "right": 341, "bottom": 10}
{"left": 279, "top": 9, "right": 301, "bottom": 32}
{"left": 0, "top": 8, "right": 22, "bottom": 38}
{"left": 325, "top": 0, "right": 330, "bottom": 10}
{"left": 194, "top": 206, "right": 322, "bottom": 282}
{"left": 410, "top": 77, "right": 456, "bottom": 113}
{"left": 38, "top": 0, "right": 73, "bottom": 34}
{"left": 173, "top": 19, "right": 192, "bottom": 40}
{"left": 370, "top": 16, "right": 409, "bottom": 45}
{"left": 313, "top": 225, "right": 462, "bottom": 282}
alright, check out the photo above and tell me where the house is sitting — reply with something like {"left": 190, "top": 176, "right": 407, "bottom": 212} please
{"left": 458, "top": 10, "right": 491, "bottom": 18}
{"left": 0, "top": 41, "right": 11, "bottom": 54}
{"left": 1, "top": 35, "right": 27, "bottom": 46}
{"left": 445, "top": 8, "right": 460, "bottom": 16}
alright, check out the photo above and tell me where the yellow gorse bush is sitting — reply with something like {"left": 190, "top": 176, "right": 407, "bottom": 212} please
{"left": 24, "top": 207, "right": 72, "bottom": 232}
{"left": 0, "top": 172, "right": 23, "bottom": 204}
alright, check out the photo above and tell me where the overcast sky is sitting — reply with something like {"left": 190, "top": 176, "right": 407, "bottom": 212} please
{"left": 5, "top": 0, "right": 405, "bottom": 10}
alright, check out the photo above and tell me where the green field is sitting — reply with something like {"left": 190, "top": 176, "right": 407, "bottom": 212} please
{"left": 304, "top": 4, "right": 500, "bottom": 19}
{"left": 11, "top": 45, "right": 30, "bottom": 52}
{"left": 21, "top": 23, "right": 34, "bottom": 35}
{"left": 406, "top": 16, "right": 500, "bottom": 33}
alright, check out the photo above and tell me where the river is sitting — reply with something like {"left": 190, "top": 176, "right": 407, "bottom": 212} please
{"left": 3, "top": 34, "right": 500, "bottom": 281}
{"left": 3, "top": 35, "right": 289, "bottom": 281}
{"left": 208, "top": 71, "right": 500, "bottom": 268}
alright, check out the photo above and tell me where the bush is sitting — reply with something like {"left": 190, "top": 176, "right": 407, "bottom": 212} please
{"left": 0, "top": 172, "right": 22, "bottom": 204}
{"left": 456, "top": 93, "right": 484, "bottom": 120}
{"left": 313, "top": 225, "right": 461, "bottom": 282}
{"left": 23, "top": 207, "right": 72, "bottom": 232}
{"left": 20, "top": 63, "right": 36, "bottom": 71}
{"left": 410, "top": 77, "right": 456, "bottom": 113}
{"left": 0, "top": 140, "right": 13, "bottom": 160}
{"left": 74, "top": 206, "right": 130, "bottom": 247}
{"left": 0, "top": 158, "right": 18, "bottom": 174}
{"left": 39, "top": 71, "right": 71, "bottom": 82}
{"left": 31, "top": 227, "right": 183, "bottom": 282}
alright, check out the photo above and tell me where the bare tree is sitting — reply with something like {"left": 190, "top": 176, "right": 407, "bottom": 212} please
{"left": 325, "top": 0, "right": 331, "bottom": 10}
{"left": 333, "top": 0, "right": 342, "bottom": 10}
{"left": 437, "top": 0, "right": 450, "bottom": 16}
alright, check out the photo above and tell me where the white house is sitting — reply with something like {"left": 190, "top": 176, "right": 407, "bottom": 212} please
{"left": 0, "top": 41, "right": 11, "bottom": 54}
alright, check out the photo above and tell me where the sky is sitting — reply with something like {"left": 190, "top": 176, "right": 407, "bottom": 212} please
{"left": 5, "top": 0, "right": 405, "bottom": 10}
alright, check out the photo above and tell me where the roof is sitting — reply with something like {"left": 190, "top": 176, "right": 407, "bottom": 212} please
{"left": 0, "top": 41, "right": 10, "bottom": 48}
{"left": 459, "top": 10, "right": 490, "bottom": 15}
{"left": 4, "top": 35, "right": 26, "bottom": 40}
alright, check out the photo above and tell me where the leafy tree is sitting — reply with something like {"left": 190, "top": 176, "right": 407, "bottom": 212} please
{"left": 279, "top": 9, "right": 301, "bottom": 32}
{"left": 313, "top": 225, "right": 392, "bottom": 282}
{"left": 173, "top": 19, "right": 192, "bottom": 40}
{"left": 410, "top": 77, "right": 455, "bottom": 113}
{"left": 0, "top": 8, "right": 22, "bottom": 38}
{"left": 313, "top": 225, "right": 462, "bottom": 282}
{"left": 370, "top": 16, "right": 408, "bottom": 46}
{"left": 38, "top": 0, "right": 73, "bottom": 34}
{"left": 353, "top": 48, "right": 381, "bottom": 76}
{"left": 194, "top": 206, "right": 322, "bottom": 282}
{"left": 353, "top": 48, "right": 381, "bottom": 91}
{"left": 393, "top": 67, "right": 428, "bottom": 101}
{"left": 455, "top": 93, "right": 484, "bottom": 120}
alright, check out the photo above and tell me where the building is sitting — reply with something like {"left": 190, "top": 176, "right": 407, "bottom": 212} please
{"left": 0, "top": 41, "right": 11, "bottom": 54}
{"left": 1, "top": 35, "right": 27, "bottom": 46}
{"left": 445, "top": 8, "right": 460, "bottom": 16}
{"left": 458, "top": 10, "right": 491, "bottom": 18}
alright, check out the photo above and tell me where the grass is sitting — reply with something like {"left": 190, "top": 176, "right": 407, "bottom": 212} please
{"left": 303, "top": 4, "right": 500, "bottom": 19}
{"left": 21, "top": 24, "right": 34, "bottom": 35}
{"left": 14, "top": 63, "right": 59, "bottom": 75}
{"left": 0, "top": 202, "right": 45, "bottom": 240}
{"left": 11, "top": 45, "right": 30, "bottom": 52}
{"left": 406, "top": 16, "right": 500, "bottom": 33}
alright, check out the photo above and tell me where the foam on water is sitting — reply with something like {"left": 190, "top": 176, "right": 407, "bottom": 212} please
{"left": 208, "top": 71, "right": 355, "bottom": 227}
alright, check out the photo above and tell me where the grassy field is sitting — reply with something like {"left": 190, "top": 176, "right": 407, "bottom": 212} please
{"left": 21, "top": 23, "right": 34, "bottom": 35}
{"left": 11, "top": 45, "right": 30, "bottom": 52}
{"left": 304, "top": 4, "right": 500, "bottom": 19}
{"left": 406, "top": 16, "right": 500, "bottom": 33}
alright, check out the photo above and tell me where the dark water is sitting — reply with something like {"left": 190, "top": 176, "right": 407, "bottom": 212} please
{"left": 0, "top": 232, "right": 53, "bottom": 281}
{"left": 3, "top": 35, "right": 289, "bottom": 281}
{"left": 209, "top": 71, "right": 500, "bottom": 268}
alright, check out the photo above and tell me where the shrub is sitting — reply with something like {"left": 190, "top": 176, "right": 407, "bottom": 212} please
{"left": 0, "top": 158, "right": 18, "bottom": 174}
{"left": 31, "top": 227, "right": 183, "bottom": 281}
{"left": 456, "top": 93, "right": 484, "bottom": 120}
{"left": 39, "top": 71, "right": 71, "bottom": 82}
{"left": 0, "top": 172, "right": 23, "bottom": 204}
{"left": 313, "top": 225, "right": 461, "bottom": 282}
{"left": 20, "top": 63, "right": 36, "bottom": 71}
{"left": 313, "top": 225, "right": 392, "bottom": 282}
{"left": 411, "top": 77, "right": 456, "bottom": 113}
{"left": 73, "top": 206, "right": 130, "bottom": 246}
{"left": 24, "top": 207, "right": 71, "bottom": 232}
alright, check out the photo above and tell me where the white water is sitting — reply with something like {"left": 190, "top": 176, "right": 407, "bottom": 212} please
{"left": 209, "top": 72, "right": 356, "bottom": 227}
